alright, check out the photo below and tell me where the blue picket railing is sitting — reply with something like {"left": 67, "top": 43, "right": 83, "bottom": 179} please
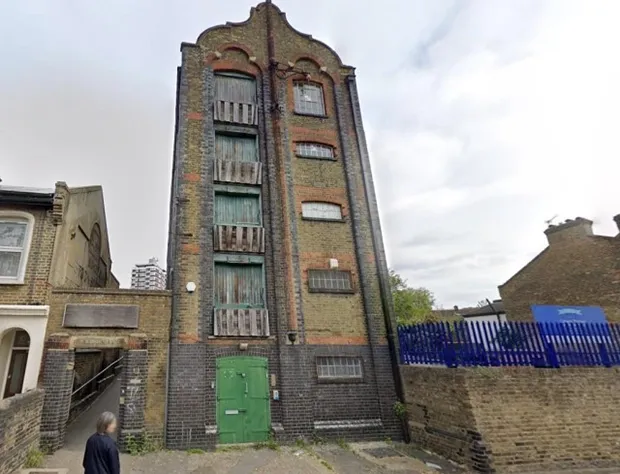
{"left": 398, "top": 321, "right": 620, "bottom": 368}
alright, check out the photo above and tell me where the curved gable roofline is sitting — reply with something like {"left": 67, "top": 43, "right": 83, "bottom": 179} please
{"left": 194, "top": 2, "right": 354, "bottom": 70}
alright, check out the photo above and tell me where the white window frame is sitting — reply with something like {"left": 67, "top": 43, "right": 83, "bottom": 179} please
{"left": 316, "top": 356, "right": 363, "bottom": 381}
{"left": 294, "top": 83, "right": 326, "bottom": 116}
{"left": 296, "top": 142, "right": 335, "bottom": 160}
{"left": 0, "top": 212, "right": 35, "bottom": 285}
{"left": 301, "top": 202, "right": 342, "bottom": 221}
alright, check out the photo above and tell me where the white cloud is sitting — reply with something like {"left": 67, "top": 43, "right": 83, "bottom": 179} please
{"left": 1, "top": 0, "right": 618, "bottom": 305}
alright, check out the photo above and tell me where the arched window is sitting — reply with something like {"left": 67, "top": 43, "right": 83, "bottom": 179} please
{"left": 301, "top": 202, "right": 343, "bottom": 221}
{"left": 2, "top": 328, "right": 30, "bottom": 399}
{"left": 88, "top": 224, "right": 101, "bottom": 273}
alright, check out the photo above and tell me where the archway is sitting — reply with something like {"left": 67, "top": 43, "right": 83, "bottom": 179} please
{"left": 0, "top": 327, "right": 30, "bottom": 399}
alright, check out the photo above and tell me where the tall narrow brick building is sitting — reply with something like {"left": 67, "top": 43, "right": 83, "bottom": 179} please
{"left": 166, "top": 1, "right": 404, "bottom": 448}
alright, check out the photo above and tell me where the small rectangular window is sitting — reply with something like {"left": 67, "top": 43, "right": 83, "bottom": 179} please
{"left": 308, "top": 270, "right": 353, "bottom": 293}
{"left": 294, "top": 83, "right": 325, "bottom": 116}
{"left": 296, "top": 143, "right": 334, "bottom": 160}
{"left": 316, "top": 356, "right": 362, "bottom": 380}
{"left": 301, "top": 202, "right": 342, "bottom": 221}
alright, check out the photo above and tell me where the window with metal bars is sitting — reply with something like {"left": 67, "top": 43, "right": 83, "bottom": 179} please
{"left": 296, "top": 142, "right": 334, "bottom": 160}
{"left": 307, "top": 269, "right": 353, "bottom": 293}
{"left": 316, "top": 356, "right": 362, "bottom": 380}
{"left": 293, "top": 82, "right": 326, "bottom": 116}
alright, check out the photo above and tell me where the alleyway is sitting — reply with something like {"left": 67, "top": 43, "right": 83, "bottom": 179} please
{"left": 62, "top": 377, "right": 121, "bottom": 451}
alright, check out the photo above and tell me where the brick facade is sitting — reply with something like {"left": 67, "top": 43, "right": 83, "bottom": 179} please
{"left": 39, "top": 288, "right": 171, "bottom": 451}
{"left": 0, "top": 389, "right": 44, "bottom": 474}
{"left": 166, "top": 2, "right": 404, "bottom": 448}
{"left": 499, "top": 216, "right": 620, "bottom": 322}
{"left": 402, "top": 365, "right": 620, "bottom": 473}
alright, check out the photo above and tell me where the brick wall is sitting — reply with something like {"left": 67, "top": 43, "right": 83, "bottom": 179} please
{"left": 402, "top": 365, "right": 620, "bottom": 473}
{"left": 500, "top": 220, "right": 620, "bottom": 322}
{"left": 166, "top": 2, "right": 403, "bottom": 447}
{"left": 0, "top": 389, "right": 44, "bottom": 474}
{"left": 43, "top": 288, "right": 171, "bottom": 446}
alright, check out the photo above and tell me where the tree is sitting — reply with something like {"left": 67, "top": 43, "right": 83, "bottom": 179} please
{"left": 389, "top": 269, "right": 436, "bottom": 325}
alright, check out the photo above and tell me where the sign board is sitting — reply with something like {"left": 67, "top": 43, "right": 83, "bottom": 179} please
{"left": 531, "top": 305, "right": 609, "bottom": 336}
{"left": 63, "top": 304, "right": 140, "bottom": 328}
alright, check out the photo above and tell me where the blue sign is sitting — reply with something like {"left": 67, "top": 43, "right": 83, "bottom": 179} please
{"left": 531, "top": 305, "right": 609, "bottom": 337}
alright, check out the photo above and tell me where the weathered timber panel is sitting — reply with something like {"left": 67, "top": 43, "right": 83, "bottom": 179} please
{"left": 213, "top": 225, "right": 265, "bottom": 253}
{"left": 214, "top": 160, "right": 262, "bottom": 185}
{"left": 213, "top": 308, "right": 270, "bottom": 336}
{"left": 215, "top": 134, "right": 258, "bottom": 163}
{"left": 214, "top": 101, "right": 258, "bottom": 125}
{"left": 63, "top": 304, "right": 140, "bottom": 328}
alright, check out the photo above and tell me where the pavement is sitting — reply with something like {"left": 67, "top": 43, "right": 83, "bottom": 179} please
{"left": 40, "top": 379, "right": 443, "bottom": 473}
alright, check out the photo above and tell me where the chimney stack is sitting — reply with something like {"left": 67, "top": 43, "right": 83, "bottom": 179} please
{"left": 544, "top": 217, "right": 593, "bottom": 245}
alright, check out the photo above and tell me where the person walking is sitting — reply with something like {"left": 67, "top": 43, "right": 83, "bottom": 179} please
{"left": 82, "top": 411, "right": 120, "bottom": 474}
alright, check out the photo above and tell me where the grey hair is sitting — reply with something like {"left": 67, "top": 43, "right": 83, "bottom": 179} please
{"left": 96, "top": 412, "right": 117, "bottom": 434}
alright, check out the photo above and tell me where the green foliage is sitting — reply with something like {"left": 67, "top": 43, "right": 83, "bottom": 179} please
{"left": 336, "top": 438, "right": 351, "bottom": 450}
{"left": 254, "top": 434, "right": 279, "bottom": 451}
{"left": 125, "top": 432, "right": 159, "bottom": 456}
{"left": 389, "top": 270, "right": 436, "bottom": 325}
{"left": 23, "top": 448, "right": 44, "bottom": 469}
{"left": 393, "top": 401, "right": 408, "bottom": 420}
{"left": 186, "top": 448, "right": 206, "bottom": 454}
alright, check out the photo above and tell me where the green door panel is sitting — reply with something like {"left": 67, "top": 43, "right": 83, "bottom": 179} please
{"left": 215, "top": 134, "right": 258, "bottom": 163}
{"left": 216, "top": 356, "right": 270, "bottom": 444}
{"left": 214, "top": 263, "right": 264, "bottom": 308}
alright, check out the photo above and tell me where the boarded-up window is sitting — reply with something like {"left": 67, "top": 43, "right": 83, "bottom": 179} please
{"left": 214, "top": 73, "right": 258, "bottom": 125}
{"left": 308, "top": 270, "right": 353, "bottom": 293}
{"left": 215, "top": 263, "right": 264, "bottom": 308}
{"left": 296, "top": 142, "right": 334, "bottom": 160}
{"left": 215, "top": 134, "right": 258, "bottom": 162}
{"left": 301, "top": 202, "right": 342, "bottom": 221}
{"left": 215, "top": 193, "right": 261, "bottom": 226}
{"left": 294, "top": 82, "right": 325, "bottom": 116}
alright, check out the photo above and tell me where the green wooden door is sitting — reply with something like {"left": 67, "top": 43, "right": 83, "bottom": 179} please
{"left": 216, "top": 356, "right": 270, "bottom": 444}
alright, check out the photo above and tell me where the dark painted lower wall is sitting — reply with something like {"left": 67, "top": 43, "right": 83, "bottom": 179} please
{"left": 165, "top": 341, "right": 402, "bottom": 449}
{"left": 0, "top": 389, "right": 44, "bottom": 474}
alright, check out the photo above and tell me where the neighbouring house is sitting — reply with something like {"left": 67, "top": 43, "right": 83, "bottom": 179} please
{"left": 0, "top": 182, "right": 118, "bottom": 473}
{"left": 131, "top": 257, "right": 166, "bottom": 290}
{"left": 165, "top": 1, "right": 403, "bottom": 448}
{"left": 499, "top": 215, "right": 620, "bottom": 322}
{"left": 461, "top": 299, "right": 507, "bottom": 324}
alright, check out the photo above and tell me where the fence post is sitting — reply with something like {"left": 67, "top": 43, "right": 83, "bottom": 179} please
{"left": 540, "top": 323, "right": 560, "bottom": 368}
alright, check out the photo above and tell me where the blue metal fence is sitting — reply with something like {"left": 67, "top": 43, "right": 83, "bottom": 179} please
{"left": 398, "top": 321, "right": 620, "bottom": 368}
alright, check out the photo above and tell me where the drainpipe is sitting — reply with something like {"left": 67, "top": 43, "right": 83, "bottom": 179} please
{"left": 265, "top": 0, "right": 298, "bottom": 337}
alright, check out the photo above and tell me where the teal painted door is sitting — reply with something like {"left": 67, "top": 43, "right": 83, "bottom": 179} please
{"left": 214, "top": 193, "right": 261, "bottom": 226}
{"left": 216, "top": 356, "right": 270, "bottom": 444}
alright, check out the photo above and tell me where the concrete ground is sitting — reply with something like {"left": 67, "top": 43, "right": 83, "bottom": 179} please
{"left": 40, "top": 379, "right": 439, "bottom": 473}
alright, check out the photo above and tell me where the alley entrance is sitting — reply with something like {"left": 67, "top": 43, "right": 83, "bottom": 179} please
{"left": 216, "top": 356, "right": 270, "bottom": 444}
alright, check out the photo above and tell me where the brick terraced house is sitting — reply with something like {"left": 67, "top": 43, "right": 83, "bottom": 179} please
{"left": 0, "top": 182, "right": 118, "bottom": 473}
{"left": 500, "top": 215, "right": 620, "bottom": 322}
{"left": 165, "top": 1, "right": 404, "bottom": 448}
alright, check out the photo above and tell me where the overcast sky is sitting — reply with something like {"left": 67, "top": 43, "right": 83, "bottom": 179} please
{"left": 1, "top": 0, "right": 619, "bottom": 306}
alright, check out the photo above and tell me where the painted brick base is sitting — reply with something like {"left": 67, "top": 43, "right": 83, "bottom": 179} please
{"left": 165, "top": 342, "right": 402, "bottom": 449}
{"left": 402, "top": 365, "right": 620, "bottom": 473}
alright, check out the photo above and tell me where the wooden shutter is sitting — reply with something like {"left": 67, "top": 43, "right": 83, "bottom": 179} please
{"left": 214, "top": 193, "right": 261, "bottom": 226}
{"left": 214, "top": 74, "right": 258, "bottom": 125}
{"left": 214, "top": 263, "right": 264, "bottom": 308}
{"left": 215, "top": 135, "right": 257, "bottom": 162}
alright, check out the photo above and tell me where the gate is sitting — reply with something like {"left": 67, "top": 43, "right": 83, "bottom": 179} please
{"left": 216, "top": 356, "right": 270, "bottom": 444}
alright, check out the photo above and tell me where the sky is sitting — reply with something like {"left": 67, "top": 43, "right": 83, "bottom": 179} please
{"left": 1, "top": 0, "right": 619, "bottom": 307}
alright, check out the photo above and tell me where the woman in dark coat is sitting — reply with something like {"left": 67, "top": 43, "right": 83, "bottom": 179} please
{"left": 83, "top": 411, "right": 120, "bottom": 474}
